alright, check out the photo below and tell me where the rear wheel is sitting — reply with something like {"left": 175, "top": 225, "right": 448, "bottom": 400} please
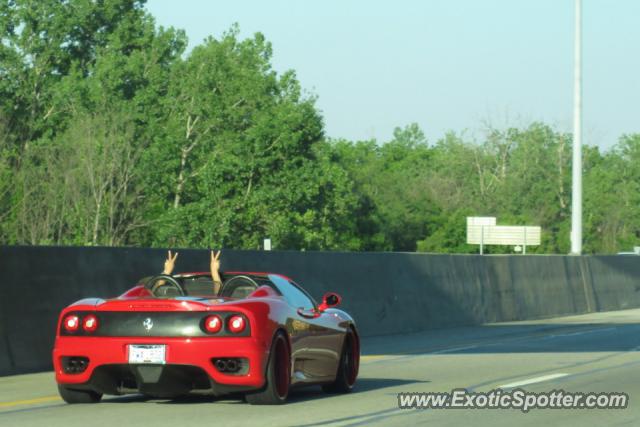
{"left": 322, "top": 327, "right": 359, "bottom": 393}
{"left": 245, "top": 332, "right": 290, "bottom": 405}
{"left": 57, "top": 384, "right": 102, "bottom": 404}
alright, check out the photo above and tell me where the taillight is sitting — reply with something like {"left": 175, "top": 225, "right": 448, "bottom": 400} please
{"left": 204, "top": 315, "right": 223, "bottom": 333}
{"left": 82, "top": 314, "right": 98, "bottom": 332}
{"left": 228, "top": 315, "right": 246, "bottom": 333}
{"left": 63, "top": 315, "right": 80, "bottom": 332}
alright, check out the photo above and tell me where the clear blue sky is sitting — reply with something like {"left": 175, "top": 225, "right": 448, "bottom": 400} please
{"left": 146, "top": 0, "right": 639, "bottom": 149}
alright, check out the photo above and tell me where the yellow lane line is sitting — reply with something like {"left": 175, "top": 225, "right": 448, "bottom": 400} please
{"left": 361, "top": 355, "right": 392, "bottom": 361}
{"left": 0, "top": 395, "right": 61, "bottom": 408}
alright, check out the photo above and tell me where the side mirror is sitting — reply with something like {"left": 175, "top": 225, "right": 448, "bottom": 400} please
{"left": 318, "top": 292, "right": 342, "bottom": 312}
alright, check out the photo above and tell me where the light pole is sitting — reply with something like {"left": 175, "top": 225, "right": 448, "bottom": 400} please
{"left": 570, "top": 0, "right": 582, "bottom": 255}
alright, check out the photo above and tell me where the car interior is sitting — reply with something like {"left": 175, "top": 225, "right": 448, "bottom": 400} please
{"left": 144, "top": 273, "right": 280, "bottom": 299}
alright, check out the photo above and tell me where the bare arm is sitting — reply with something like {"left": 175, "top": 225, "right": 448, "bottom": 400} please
{"left": 210, "top": 250, "right": 222, "bottom": 294}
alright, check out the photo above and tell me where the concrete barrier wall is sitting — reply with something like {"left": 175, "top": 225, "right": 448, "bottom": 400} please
{"left": 1, "top": 246, "right": 639, "bottom": 376}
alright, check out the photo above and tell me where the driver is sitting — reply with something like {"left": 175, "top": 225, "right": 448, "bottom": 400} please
{"left": 161, "top": 250, "right": 224, "bottom": 294}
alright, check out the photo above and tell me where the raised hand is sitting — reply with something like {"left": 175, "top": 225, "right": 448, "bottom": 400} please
{"left": 210, "top": 250, "right": 223, "bottom": 293}
{"left": 162, "top": 250, "right": 179, "bottom": 275}
{"left": 210, "top": 250, "right": 222, "bottom": 274}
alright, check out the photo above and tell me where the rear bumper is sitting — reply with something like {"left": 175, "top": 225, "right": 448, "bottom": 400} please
{"left": 53, "top": 336, "right": 268, "bottom": 395}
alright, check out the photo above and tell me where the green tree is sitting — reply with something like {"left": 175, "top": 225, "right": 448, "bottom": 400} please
{"left": 0, "top": 0, "right": 185, "bottom": 245}
{"left": 584, "top": 134, "right": 640, "bottom": 253}
{"left": 1, "top": 1, "right": 637, "bottom": 254}
{"left": 0, "top": 0, "right": 166, "bottom": 143}
{"left": 142, "top": 28, "right": 368, "bottom": 250}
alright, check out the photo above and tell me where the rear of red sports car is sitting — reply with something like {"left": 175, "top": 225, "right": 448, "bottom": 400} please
{"left": 53, "top": 292, "right": 278, "bottom": 401}
{"left": 53, "top": 272, "right": 359, "bottom": 405}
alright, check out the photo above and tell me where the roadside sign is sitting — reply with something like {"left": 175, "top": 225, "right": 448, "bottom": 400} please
{"left": 467, "top": 225, "right": 541, "bottom": 246}
{"left": 467, "top": 217, "right": 541, "bottom": 254}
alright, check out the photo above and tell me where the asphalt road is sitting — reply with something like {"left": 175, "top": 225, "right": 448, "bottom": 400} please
{"left": 2, "top": 308, "right": 640, "bottom": 426}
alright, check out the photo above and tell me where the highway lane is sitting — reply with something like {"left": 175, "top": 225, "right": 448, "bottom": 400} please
{"left": 2, "top": 308, "right": 640, "bottom": 426}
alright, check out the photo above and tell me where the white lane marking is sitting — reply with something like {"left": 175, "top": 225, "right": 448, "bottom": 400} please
{"left": 431, "top": 345, "right": 478, "bottom": 354}
{"left": 498, "top": 373, "right": 569, "bottom": 389}
{"left": 543, "top": 327, "right": 617, "bottom": 339}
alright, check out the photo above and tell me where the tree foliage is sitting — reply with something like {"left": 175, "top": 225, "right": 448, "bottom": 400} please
{"left": 0, "top": 1, "right": 637, "bottom": 254}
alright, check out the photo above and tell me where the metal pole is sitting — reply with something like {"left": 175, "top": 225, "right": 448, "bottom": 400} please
{"left": 570, "top": 0, "right": 583, "bottom": 255}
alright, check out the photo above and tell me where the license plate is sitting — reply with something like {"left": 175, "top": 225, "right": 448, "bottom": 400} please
{"left": 128, "top": 345, "right": 166, "bottom": 364}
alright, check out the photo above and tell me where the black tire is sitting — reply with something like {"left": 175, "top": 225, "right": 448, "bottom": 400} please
{"left": 245, "top": 332, "right": 290, "bottom": 405}
{"left": 322, "top": 327, "right": 359, "bottom": 393}
{"left": 58, "top": 384, "right": 102, "bottom": 404}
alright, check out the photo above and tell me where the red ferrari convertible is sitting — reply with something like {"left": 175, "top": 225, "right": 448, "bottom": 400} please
{"left": 53, "top": 272, "right": 359, "bottom": 405}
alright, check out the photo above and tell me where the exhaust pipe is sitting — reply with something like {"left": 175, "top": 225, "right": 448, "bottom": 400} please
{"left": 215, "top": 359, "right": 227, "bottom": 372}
{"left": 62, "top": 356, "right": 89, "bottom": 374}
{"left": 226, "top": 359, "right": 238, "bottom": 372}
{"left": 213, "top": 358, "right": 244, "bottom": 373}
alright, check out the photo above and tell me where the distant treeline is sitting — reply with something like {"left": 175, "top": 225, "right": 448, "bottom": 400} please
{"left": 0, "top": 1, "right": 637, "bottom": 253}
